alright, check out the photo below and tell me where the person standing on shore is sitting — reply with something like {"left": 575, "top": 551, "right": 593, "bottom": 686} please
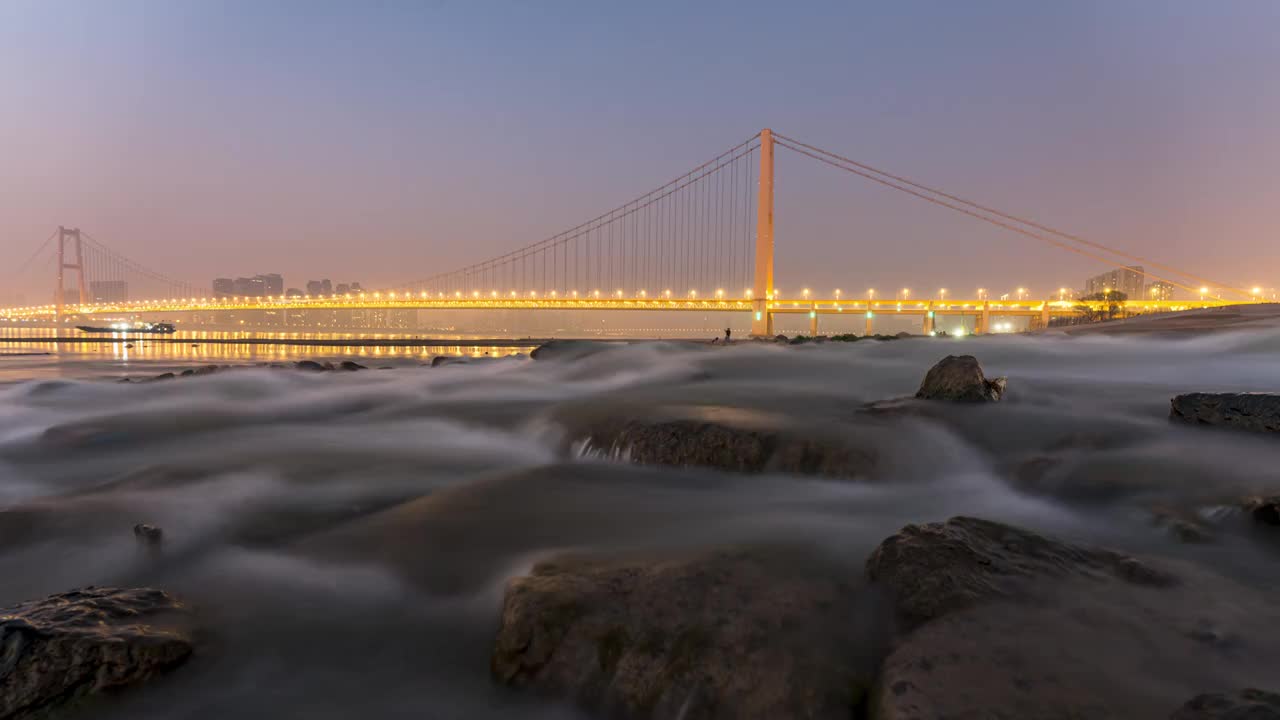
{"left": 724, "top": 327, "right": 732, "bottom": 343}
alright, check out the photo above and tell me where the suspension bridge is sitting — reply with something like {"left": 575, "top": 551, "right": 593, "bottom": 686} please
{"left": 0, "top": 129, "right": 1255, "bottom": 336}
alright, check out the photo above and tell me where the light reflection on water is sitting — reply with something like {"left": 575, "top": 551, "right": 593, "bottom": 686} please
{"left": 0, "top": 327, "right": 532, "bottom": 381}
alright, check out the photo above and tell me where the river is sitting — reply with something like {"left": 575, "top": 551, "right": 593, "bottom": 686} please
{"left": 2, "top": 329, "right": 1279, "bottom": 718}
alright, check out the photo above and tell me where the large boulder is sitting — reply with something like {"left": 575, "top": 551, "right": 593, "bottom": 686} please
{"left": 1171, "top": 689, "right": 1280, "bottom": 719}
{"left": 583, "top": 414, "right": 876, "bottom": 479}
{"left": 915, "top": 355, "right": 1006, "bottom": 402}
{"left": 865, "top": 516, "right": 1175, "bottom": 628}
{"left": 866, "top": 518, "right": 1280, "bottom": 720}
{"left": 0, "top": 587, "right": 192, "bottom": 718}
{"left": 530, "top": 340, "right": 620, "bottom": 362}
{"left": 1171, "top": 393, "right": 1280, "bottom": 434}
{"left": 492, "top": 547, "right": 884, "bottom": 719}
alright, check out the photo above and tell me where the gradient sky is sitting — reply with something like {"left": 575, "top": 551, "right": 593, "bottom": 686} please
{"left": 3, "top": 0, "right": 1278, "bottom": 301}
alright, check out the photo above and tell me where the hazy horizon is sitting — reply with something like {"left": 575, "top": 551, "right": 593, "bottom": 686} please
{"left": 3, "top": 1, "right": 1278, "bottom": 303}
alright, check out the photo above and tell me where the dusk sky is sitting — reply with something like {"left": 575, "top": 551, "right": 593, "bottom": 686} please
{"left": 3, "top": 1, "right": 1278, "bottom": 301}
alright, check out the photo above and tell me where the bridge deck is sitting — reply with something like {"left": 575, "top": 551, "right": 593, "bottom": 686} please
{"left": 0, "top": 296, "right": 1238, "bottom": 320}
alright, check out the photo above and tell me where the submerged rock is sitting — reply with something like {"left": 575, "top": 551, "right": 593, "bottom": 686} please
{"left": 915, "top": 355, "right": 1006, "bottom": 402}
{"left": 295, "top": 360, "right": 327, "bottom": 371}
{"left": 0, "top": 587, "right": 192, "bottom": 718}
{"left": 1148, "top": 506, "right": 1215, "bottom": 544}
{"left": 338, "top": 360, "right": 367, "bottom": 371}
{"left": 430, "top": 356, "right": 468, "bottom": 368}
{"left": 1246, "top": 496, "right": 1280, "bottom": 526}
{"left": 529, "top": 339, "right": 617, "bottom": 362}
{"left": 584, "top": 416, "right": 876, "bottom": 479}
{"left": 492, "top": 547, "right": 882, "bottom": 719}
{"left": 1171, "top": 689, "right": 1280, "bottom": 719}
{"left": 1170, "top": 393, "right": 1280, "bottom": 433}
{"left": 132, "top": 523, "right": 164, "bottom": 546}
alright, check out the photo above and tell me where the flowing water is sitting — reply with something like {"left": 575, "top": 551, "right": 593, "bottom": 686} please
{"left": 2, "top": 331, "right": 1279, "bottom": 718}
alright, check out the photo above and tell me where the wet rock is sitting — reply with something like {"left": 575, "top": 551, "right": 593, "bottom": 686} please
{"left": 868, "top": 518, "right": 1280, "bottom": 720}
{"left": 0, "top": 587, "right": 192, "bottom": 718}
{"left": 530, "top": 339, "right": 617, "bottom": 362}
{"left": 179, "top": 369, "right": 194, "bottom": 377}
{"left": 152, "top": 372, "right": 175, "bottom": 382}
{"left": 132, "top": 523, "right": 163, "bottom": 546}
{"left": 866, "top": 516, "right": 1177, "bottom": 629}
{"left": 894, "top": 331, "right": 912, "bottom": 339}
{"left": 1149, "top": 506, "right": 1214, "bottom": 543}
{"left": 585, "top": 416, "right": 876, "bottom": 479}
{"left": 492, "top": 547, "right": 882, "bottom": 720}
{"left": 338, "top": 360, "right": 367, "bottom": 371}
{"left": 774, "top": 334, "right": 788, "bottom": 343}
{"left": 295, "top": 360, "right": 327, "bottom": 371}
{"left": 430, "top": 356, "right": 467, "bottom": 368}
{"left": 915, "top": 355, "right": 1006, "bottom": 402}
{"left": 1170, "top": 393, "right": 1280, "bottom": 434}
{"left": 1171, "top": 688, "right": 1280, "bottom": 719}
{"left": 1245, "top": 495, "right": 1280, "bottom": 528}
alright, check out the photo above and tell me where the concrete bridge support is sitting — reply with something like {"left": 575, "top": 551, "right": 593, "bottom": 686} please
{"left": 750, "top": 128, "right": 775, "bottom": 337}
{"left": 977, "top": 301, "right": 991, "bottom": 334}
{"left": 55, "top": 226, "right": 87, "bottom": 321}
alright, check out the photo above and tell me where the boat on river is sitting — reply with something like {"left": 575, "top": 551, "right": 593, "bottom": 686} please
{"left": 76, "top": 321, "right": 176, "bottom": 334}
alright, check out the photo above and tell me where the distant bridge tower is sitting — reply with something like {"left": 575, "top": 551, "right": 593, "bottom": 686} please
{"left": 751, "top": 128, "right": 775, "bottom": 336}
{"left": 55, "top": 226, "right": 87, "bottom": 318}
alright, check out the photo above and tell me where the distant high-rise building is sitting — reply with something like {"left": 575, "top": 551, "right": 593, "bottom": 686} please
{"left": 350, "top": 282, "right": 362, "bottom": 292}
{"left": 215, "top": 275, "right": 278, "bottom": 297}
{"left": 234, "top": 276, "right": 266, "bottom": 297}
{"left": 286, "top": 287, "right": 304, "bottom": 297}
{"left": 335, "top": 283, "right": 350, "bottom": 295}
{"left": 213, "top": 278, "right": 234, "bottom": 297}
{"left": 1084, "top": 266, "right": 1144, "bottom": 298}
{"left": 89, "top": 280, "right": 129, "bottom": 303}
{"left": 306, "top": 279, "right": 333, "bottom": 296}
{"left": 1146, "top": 281, "right": 1175, "bottom": 301}
{"left": 259, "top": 273, "right": 284, "bottom": 296}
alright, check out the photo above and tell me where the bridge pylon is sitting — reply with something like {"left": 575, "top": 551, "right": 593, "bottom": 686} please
{"left": 55, "top": 226, "right": 88, "bottom": 320}
{"left": 751, "top": 128, "right": 775, "bottom": 336}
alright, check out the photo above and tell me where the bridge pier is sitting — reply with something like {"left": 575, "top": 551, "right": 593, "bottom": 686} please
{"left": 808, "top": 304, "right": 818, "bottom": 337}
{"left": 977, "top": 301, "right": 990, "bottom": 334}
{"left": 864, "top": 307, "right": 874, "bottom": 337}
{"left": 752, "top": 299, "right": 773, "bottom": 337}
{"left": 1040, "top": 300, "right": 1051, "bottom": 329}
{"left": 750, "top": 128, "right": 775, "bottom": 337}
{"left": 923, "top": 304, "right": 935, "bottom": 335}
